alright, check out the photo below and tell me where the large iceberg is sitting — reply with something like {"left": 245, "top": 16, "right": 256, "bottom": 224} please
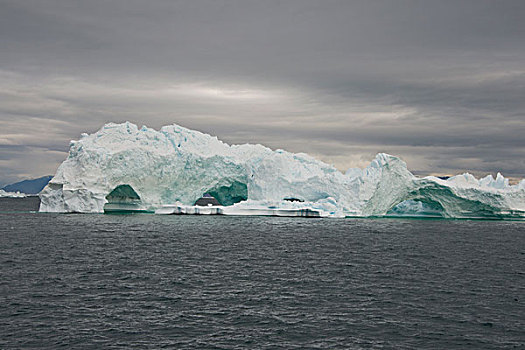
{"left": 39, "top": 122, "right": 525, "bottom": 218}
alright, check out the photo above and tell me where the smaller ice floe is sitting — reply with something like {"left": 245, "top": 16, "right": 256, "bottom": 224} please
{"left": 155, "top": 205, "right": 223, "bottom": 215}
{"left": 155, "top": 200, "right": 328, "bottom": 217}
{"left": 222, "top": 199, "right": 338, "bottom": 217}
{"left": 0, "top": 189, "right": 27, "bottom": 198}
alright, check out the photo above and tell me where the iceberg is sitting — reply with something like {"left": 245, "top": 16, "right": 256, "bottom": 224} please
{"left": 0, "top": 189, "right": 28, "bottom": 198}
{"left": 39, "top": 122, "right": 525, "bottom": 219}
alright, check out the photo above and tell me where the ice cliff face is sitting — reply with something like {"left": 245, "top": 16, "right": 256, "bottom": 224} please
{"left": 39, "top": 122, "right": 525, "bottom": 218}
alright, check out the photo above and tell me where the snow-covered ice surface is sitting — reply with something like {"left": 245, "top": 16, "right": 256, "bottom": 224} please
{"left": 0, "top": 189, "right": 27, "bottom": 198}
{"left": 39, "top": 122, "right": 525, "bottom": 219}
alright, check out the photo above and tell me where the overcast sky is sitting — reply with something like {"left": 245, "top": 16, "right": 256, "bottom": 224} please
{"left": 1, "top": 0, "right": 524, "bottom": 186}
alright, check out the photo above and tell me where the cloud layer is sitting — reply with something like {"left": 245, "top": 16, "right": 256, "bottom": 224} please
{"left": 1, "top": 0, "right": 524, "bottom": 186}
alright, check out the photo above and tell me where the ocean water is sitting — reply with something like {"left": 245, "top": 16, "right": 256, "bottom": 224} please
{"left": 1, "top": 198, "right": 524, "bottom": 349}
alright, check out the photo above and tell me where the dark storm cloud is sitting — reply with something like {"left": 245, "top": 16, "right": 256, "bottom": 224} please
{"left": 0, "top": 0, "right": 524, "bottom": 186}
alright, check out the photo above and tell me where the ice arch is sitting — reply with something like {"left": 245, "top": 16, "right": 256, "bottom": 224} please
{"left": 387, "top": 199, "right": 445, "bottom": 218}
{"left": 106, "top": 184, "right": 141, "bottom": 203}
{"left": 206, "top": 181, "right": 248, "bottom": 206}
{"left": 384, "top": 180, "right": 513, "bottom": 218}
{"left": 104, "top": 184, "right": 143, "bottom": 213}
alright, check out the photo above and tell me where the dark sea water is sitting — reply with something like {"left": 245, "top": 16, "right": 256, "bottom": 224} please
{"left": 1, "top": 198, "right": 524, "bottom": 349}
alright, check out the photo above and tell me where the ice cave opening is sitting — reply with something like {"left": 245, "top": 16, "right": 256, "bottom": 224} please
{"left": 206, "top": 181, "right": 248, "bottom": 206}
{"left": 104, "top": 184, "right": 145, "bottom": 213}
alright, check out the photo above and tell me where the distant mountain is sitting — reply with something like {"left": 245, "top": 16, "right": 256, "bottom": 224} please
{"left": 2, "top": 175, "right": 53, "bottom": 194}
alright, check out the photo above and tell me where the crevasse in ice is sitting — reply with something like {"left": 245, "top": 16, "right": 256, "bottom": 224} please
{"left": 39, "top": 122, "right": 525, "bottom": 218}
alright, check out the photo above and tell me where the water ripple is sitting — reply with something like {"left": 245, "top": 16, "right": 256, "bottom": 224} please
{"left": 0, "top": 200, "right": 524, "bottom": 349}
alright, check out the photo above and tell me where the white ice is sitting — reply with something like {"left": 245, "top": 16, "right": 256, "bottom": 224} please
{"left": 39, "top": 122, "right": 525, "bottom": 218}
{"left": 0, "top": 189, "right": 27, "bottom": 198}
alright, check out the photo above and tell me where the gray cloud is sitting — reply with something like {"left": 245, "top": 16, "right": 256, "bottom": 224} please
{"left": 0, "top": 0, "right": 524, "bottom": 186}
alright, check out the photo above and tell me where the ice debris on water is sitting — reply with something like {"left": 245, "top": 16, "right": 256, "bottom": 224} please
{"left": 39, "top": 122, "right": 525, "bottom": 218}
